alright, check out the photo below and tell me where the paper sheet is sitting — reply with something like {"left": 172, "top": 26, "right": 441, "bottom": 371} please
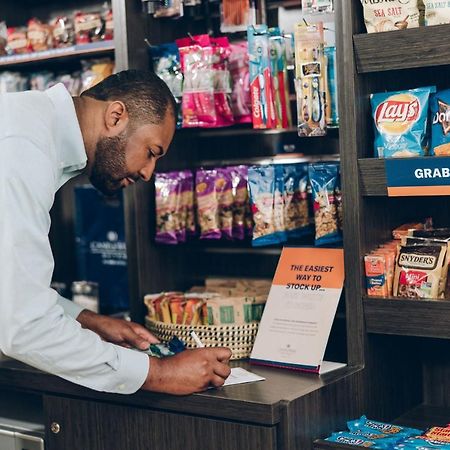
{"left": 223, "top": 368, "right": 265, "bottom": 387}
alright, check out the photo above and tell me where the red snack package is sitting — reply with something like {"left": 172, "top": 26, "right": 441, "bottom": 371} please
{"left": 74, "top": 11, "right": 104, "bottom": 44}
{"left": 28, "top": 18, "right": 53, "bottom": 52}
{"left": 50, "top": 16, "right": 75, "bottom": 48}
{"left": 7, "top": 27, "right": 31, "bottom": 54}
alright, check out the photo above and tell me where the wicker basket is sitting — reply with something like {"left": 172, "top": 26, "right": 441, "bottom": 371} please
{"left": 145, "top": 316, "right": 259, "bottom": 360}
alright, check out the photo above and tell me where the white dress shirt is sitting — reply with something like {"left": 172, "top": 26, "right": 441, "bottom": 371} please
{"left": 0, "top": 84, "right": 149, "bottom": 394}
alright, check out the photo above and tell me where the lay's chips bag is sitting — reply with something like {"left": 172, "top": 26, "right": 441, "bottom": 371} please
{"left": 371, "top": 87, "right": 435, "bottom": 158}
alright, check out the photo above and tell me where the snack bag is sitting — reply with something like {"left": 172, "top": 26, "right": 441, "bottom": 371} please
{"left": 308, "top": 162, "right": 341, "bottom": 246}
{"left": 348, "top": 416, "right": 422, "bottom": 438}
{"left": 326, "top": 431, "right": 399, "bottom": 448}
{"left": 229, "top": 165, "right": 249, "bottom": 240}
{"left": 7, "top": 27, "right": 31, "bottom": 54}
{"left": 424, "top": 0, "right": 450, "bottom": 26}
{"left": 273, "top": 165, "right": 287, "bottom": 241}
{"left": 430, "top": 89, "right": 450, "bottom": 156}
{"left": 393, "top": 244, "right": 446, "bottom": 299}
{"left": 211, "top": 37, "right": 234, "bottom": 127}
{"left": 248, "top": 165, "right": 284, "bottom": 246}
{"left": 102, "top": 3, "right": 114, "bottom": 40}
{"left": 74, "top": 11, "right": 104, "bottom": 44}
{"left": 361, "top": 0, "right": 421, "bottom": 33}
{"left": 283, "top": 163, "right": 310, "bottom": 238}
{"left": 50, "top": 16, "right": 75, "bottom": 48}
{"left": 247, "top": 25, "right": 277, "bottom": 129}
{"left": 151, "top": 43, "right": 183, "bottom": 129}
{"left": 27, "top": 18, "right": 53, "bottom": 52}
{"left": 0, "top": 21, "right": 7, "bottom": 56}
{"left": 176, "top": 35, "right": 216, "bottom": 128}
{"left": 229, "top": 42, "right": 252, "bottom": 124}
{"left": 371, "top": 87, "right": 435, "bottom": 158}
{"left": 365, "top": 254, "right": 389, "bottom": 297}
{"left": 155, "top": 172, "right": 182, "bottom": 245}
{"left": 325, "top": 46, "right": 339, "bottom": 127}
{"left": 179, "top": 170, "right": 196, "bottom": 239}
{"left": 216, "top": 168, "right": 234, "bottom": 239}
{"left": 395, "top": 435, "right": 450, "bottom": 449}
{"left": 196, "top": 169, "right": 221, "bottom": 240}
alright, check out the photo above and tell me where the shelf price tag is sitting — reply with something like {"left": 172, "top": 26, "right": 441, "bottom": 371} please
{"left": 250, "top": 247, "right": 346, "bottom": 375}
{"left": 385, "top": 157, "right": 450, "bottom": 196}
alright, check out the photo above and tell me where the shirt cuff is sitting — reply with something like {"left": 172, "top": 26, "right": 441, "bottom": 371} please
{"left": 56, "top": 295, "right": 84, "bottom": 319}
{"left": 110, "top": 347, "right": 150, "bottom": 394}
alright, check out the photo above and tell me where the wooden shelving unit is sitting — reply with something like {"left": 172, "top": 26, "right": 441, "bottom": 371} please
{"left": 364, "top": 298, "right": 450, "bottom": 339}
{"left": 354, "top": 24, "right": 450, "bottom": 73}
{"left": 0, "top": 41, "right": 114, "bottom": 68}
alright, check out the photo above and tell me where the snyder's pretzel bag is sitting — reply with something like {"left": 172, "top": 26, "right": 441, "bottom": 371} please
{"left": 430, "top": 89, "right": 450, "bottom": 156}
{"left": 371, "top": 87, "right": 435, "bottom": 158}
{"left": 424, "top": 0, "right": 450, "bottom": 25}
{"left": 361, "top": 0, "right": 421, "bottom": 33}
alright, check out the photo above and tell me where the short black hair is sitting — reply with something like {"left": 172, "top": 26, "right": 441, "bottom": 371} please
{"left": 81, "top": 69, "right": 176, "bottom": 126}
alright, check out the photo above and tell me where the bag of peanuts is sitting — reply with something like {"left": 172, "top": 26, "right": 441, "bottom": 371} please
{"left": 361, "top": 0, "right": 422, "bottom": 33}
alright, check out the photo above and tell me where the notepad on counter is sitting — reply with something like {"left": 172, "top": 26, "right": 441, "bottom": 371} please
{"left": 223, "top": 368, "right": 265, "bottom": 387}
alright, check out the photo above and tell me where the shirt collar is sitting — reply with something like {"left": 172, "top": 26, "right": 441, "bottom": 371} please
{"left": 45, "top": 83, "right": 87, "bottom": 174}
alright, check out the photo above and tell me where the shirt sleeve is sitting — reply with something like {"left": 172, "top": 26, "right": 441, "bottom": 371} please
{"left": 0, "top": 136, "right": 149, "bottom": 394}
{"left": 57, "top": 295, "right": 84, "bottom": 319}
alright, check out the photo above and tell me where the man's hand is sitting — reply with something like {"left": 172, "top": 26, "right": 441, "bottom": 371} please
{"left": 77, "top": 309, "right": 159, "bottom": 350}
{"left": 142, "top": 348, "right": 232, "bottom": 395}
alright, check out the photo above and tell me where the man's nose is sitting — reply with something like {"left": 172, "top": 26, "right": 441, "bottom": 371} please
{"left": 139, "top": 161, "right": 154, "bottom": 182}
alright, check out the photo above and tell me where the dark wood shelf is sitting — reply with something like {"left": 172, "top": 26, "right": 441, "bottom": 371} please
{"left": 354, "top": 24, "right": 450, "bottom": 73}
{"left": 0, "top": 41, "right": 114, "bottom": 68}
{"left": 394, "top": 404, "right": 450, "bottom": 430}
{"left": 358, "top": 158, "right": 387, "bottom": 196}
{"left": 313, "top": 441, "right": 359, "bottom": 450}
{"left": 364, "top": 297, "right": 450, "bottom": 339}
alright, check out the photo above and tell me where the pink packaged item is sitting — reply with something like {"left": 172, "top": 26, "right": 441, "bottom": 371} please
{"left": 211, "top": 37, "right": 234, "bottom": 127}
{"left": 177, "top": 35, "right": 217, "bottom": 128}
{"left": 195, "top": 169, "right": 221, "bottom": 239}
{"left": 229, "top": 42, "right": 252, "bottom": 124}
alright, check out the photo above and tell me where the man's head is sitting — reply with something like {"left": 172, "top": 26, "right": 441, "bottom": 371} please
{"left": 79, "top": 69, "right": 176, "bottom": 196}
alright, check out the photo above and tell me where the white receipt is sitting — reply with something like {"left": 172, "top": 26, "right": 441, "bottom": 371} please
{"left": 223, "top": 368, "right": 265, "bottom": 387}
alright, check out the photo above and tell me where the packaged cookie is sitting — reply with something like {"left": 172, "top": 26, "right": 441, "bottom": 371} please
{"left": 393, "top": 244, "right": 446, "bottom": 299}
{"left": 155, "top": 172, "right": 182, "bottom": 245}
{"left": 424, "top": 0, "right": 450, "bottom": 26}
{"left": 371, "top": 87, "right": 435, "bottom": 158}
{"left": 7, "top": 27, "right": 31, "bottom": 54}
{"left": 74, "top": 11, "right": 104, "bottom": 44}
{"left": 431, "top": 89, "right": 450, "bottom": 156}
{"left": 361, "top": 0, "right": 421, "bottom": 33}
{"left": 196, "top": 169, "right": 221, "bottom": 240}
{"left": 283, "top": 163, "right": 310, "bottom": 238}
{"left": 308, "top": 162, "right": 342, "bottom": 246}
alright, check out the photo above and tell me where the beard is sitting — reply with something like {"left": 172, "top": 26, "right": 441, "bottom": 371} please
{"left": 89, "top": 132, "right": 128, "bottom": 196}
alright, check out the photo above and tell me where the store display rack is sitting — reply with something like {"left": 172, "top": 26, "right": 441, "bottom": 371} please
{"left": 0, "top": 40, "right": 114, "bottom": 68}
{"left": 354, "top": 24, "right": 450, "bottom": 73}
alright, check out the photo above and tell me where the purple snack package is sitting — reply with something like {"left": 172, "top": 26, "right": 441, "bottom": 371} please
{"left": 229, "top": 165, "right": 248, "bottom": 240}
{"left": 195, "top": 169, "right": 221, "bottom": 240}
{"left": 179, "top": 170, "right": 195, "bottom": 242}
{"left": 155, "top": 171, "right": 182, "bottom": 245}
{"left": 216, "top": 168, "right": 234, "bottom": 240}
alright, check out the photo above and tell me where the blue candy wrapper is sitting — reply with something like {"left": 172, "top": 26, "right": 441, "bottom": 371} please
{"left": 348, "top": 416, "right": 422, "bottom": 438}
{"left": 326, "top": 431, "right": 397, "bottom": 448}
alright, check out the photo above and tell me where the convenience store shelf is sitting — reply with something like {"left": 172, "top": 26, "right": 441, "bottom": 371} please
{"left": 313, "top": 440, "right": 358, "bottom": 450}
{"left": 358, "top": 158, "right": 386, "bottom": 196}
{"left": 353, "top": 24, "right": 450, "bottom": 73}
{"left": 364, "top": 297, "right": 450, "bottom": 339}
{"left": 0, "top": 41, "right": 114, "bottom": 68}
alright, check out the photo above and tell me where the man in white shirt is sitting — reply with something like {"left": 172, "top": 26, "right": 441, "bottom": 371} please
{"left": 0, "top": 69, "right": 231, "bottom": 395}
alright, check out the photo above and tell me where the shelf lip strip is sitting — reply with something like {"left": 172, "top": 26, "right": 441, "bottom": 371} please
{"left": 363, "top": 297, "right": 450, "bottom": 339}
{"left": 354, "top": 24, "right": 450, "bottom": 73}
{"left": 0, "top": 41, "right": 115, "bottom": 67}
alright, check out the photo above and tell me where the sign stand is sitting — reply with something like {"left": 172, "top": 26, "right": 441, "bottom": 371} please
{"left": 250, "top": 247, "right": 346, "bottom": 374}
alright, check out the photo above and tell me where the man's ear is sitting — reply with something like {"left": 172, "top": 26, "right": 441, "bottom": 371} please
{"left": 104, "top": 101, "right": 129, "bottom": 135}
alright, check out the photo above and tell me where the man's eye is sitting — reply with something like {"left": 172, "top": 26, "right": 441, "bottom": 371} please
{"left": 148, "top": 150, "right": 155, "bottom": 158}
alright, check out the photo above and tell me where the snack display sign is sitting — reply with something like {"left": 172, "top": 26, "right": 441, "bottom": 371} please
{"left": 385, "top": 157, "right": 450, "bottom": 196}
{"left": 250, "top": 247, "right": 345, "bottom": 374}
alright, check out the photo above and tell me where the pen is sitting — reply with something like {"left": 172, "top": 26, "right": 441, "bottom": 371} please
{"left": 190, "top": 331, "right": 205, "bottom": 348}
